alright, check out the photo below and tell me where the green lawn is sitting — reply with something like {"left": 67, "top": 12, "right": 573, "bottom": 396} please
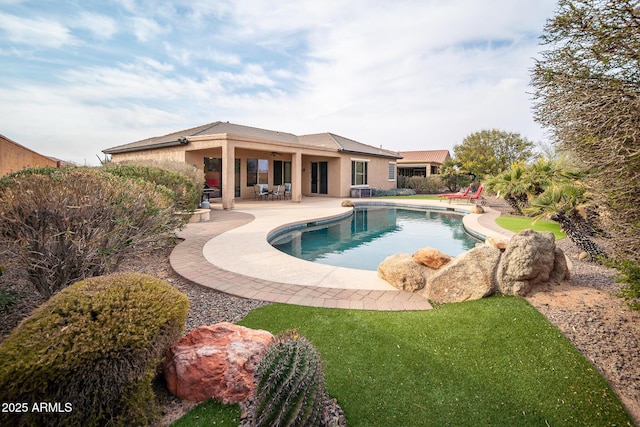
{"left": 496, "top": 216, "right": 566, "bottom": 240}
{"left": 173, "top": 299, "right": 632, "bottom": 426}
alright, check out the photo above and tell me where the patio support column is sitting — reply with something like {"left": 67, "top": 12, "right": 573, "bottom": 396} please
{"left": 292, "top": 151, "right": 302, "bottom": 202}
{"left": 221, "top": 141, "right": 235, "bottom": 210}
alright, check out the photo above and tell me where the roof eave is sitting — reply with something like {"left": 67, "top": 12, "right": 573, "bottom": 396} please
{"left": 103, "top": 137, "right": 189, "bottom": 155}
{"left": 338, "top": 149, "right": 403, "bottom": 159}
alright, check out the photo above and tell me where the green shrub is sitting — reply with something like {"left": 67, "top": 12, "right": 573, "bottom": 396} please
{"left": 103, "top": 162, "right": 200, "bottom": 215}
{"left": 371, "top": 188, "right": 416, "bottom": 197}
{"left": 0, "top": 167, "right": 179, "bottom": 297}
{"left": 404, "top": 175, "right": 445, "bottom": 193}
{"left": 242, "top": 330, "right": 338, "bottom": 427}
{"left": 0, "top": 272, "right": 189, "bottom": 427}
{"left": 615, "top": 260, "right": 640, "bottom": 311}
{"left": 117, "top": 159, "right": 205, "bottom": 192}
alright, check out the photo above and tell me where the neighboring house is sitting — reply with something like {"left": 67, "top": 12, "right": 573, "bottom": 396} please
{"left": 396, "top": 150, "right": 450, "bottom": 186}
{"left": 0, "top": 134, "right": 59, "bottom": 177}
{"left": 103, "top": 121, "right": 402, "bottom": 209}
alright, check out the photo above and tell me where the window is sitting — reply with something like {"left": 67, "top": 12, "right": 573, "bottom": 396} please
{"left": 258, "top": 159, "right": 268, "bottom": 184}
{"left": 388, "top": 162, "right": 396, "bottom": 181}
{"left": 247, "top": 158, "right": 269, "bottom": 186}
{"left": 204, "top": 157, "right": 222, "bottom": 189}
{"left": 351, "top": 160, "right": 368, "bottom": 186}
{"left": 273, "top": 160, "right": 292, "bottom": 185}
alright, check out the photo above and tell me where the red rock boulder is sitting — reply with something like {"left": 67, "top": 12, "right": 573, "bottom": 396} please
{"left": 163, "top": 322, "right": 274, "bottom": 403}
{"left": 412, "top": 247, "right": 452, "bottom": 269}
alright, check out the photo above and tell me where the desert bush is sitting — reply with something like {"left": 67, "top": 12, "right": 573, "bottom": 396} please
{"left": 613, "top": 260, "right": 640, "bottom": 311}
{"left": 0, "top": 167, "right": 179, "bottom": 297}
{"left": 103, "top": 162, "right": 200, "bottom": 214}
{"left": 0, "top": 272, "right": 189, "bottom": 427}
{"left": 405, "top": 176, "right": 445, "bottom": 193}
{"left": 0, "top": 265, "right": 18, "bottom": 313}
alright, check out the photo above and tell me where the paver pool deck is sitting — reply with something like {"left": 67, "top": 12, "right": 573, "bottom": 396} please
{"left": 170, "top": 197, "right": 514, "bottom": 311}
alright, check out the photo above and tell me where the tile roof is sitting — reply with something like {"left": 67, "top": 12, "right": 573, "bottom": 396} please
{"left": 397, "top": 150, "right": 450, "bottom": 164}
{"left": 103, "top": 121, "right": 297, "bottom": 154}
{"left": 103, "top": 122, "right": 401, "bottom": 159}
{"left": 299, "top": 133, "right": 402, "bottom": 158}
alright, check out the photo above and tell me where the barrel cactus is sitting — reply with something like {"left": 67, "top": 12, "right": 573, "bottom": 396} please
{"left": 243, "top": 330, "right": 330, "bottom": 427}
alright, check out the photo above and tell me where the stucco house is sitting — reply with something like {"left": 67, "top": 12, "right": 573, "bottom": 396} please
{"left": 396, "top": 150, "right": 450, "bottom": 185}
{"left": 0, "top": 134, "right": 60, "bottom": 177}
{"left": 103, "top": 121, "right": 402, "bottom": 209}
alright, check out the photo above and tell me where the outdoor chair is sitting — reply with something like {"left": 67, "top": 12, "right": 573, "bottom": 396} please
{"left": 284, "top": 183, "right": 291, "bottom": 200}
{"left": 271, "top": 185, "right": 283, "bottom": 200}
{"left": 438, "top": 186, "right": 470, "bottom": 201}
{"left": 254, "top": 184, "right": 269, "bottom": 200}
{"left": 466, "top": 186, "right": 486, "bottom": 205}
{"left": 447, "top": 186, "right": 485, "bottom": 205}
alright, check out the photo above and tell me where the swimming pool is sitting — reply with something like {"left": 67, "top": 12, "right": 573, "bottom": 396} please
{"left": 269, "top": 206, "right": 481, "bottom": 271}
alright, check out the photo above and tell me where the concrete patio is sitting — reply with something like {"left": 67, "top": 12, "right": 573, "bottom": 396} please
{"left": 169, "top": 197, "right": 514, "bottom": 310}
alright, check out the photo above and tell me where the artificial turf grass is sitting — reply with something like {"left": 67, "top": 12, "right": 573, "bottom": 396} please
{"left": 496, "top": 215, "right": 567, "bottom": 240}
{"left": 170, "top": 399, "right": 241, "bottom": 426}
{"left": 175, "top": 297, "right": 633, "bottom": 426}
{"left": 241, "top": 298, "right": 631, "bottom": 427}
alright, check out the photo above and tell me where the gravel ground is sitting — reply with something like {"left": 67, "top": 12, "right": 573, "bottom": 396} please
{"left": 1, "top": 198, "right": 638, "bottom": 426}
{"left": 488, "top": 196, "right": 640, "bottom": 426}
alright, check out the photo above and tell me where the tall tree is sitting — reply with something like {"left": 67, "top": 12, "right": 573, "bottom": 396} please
{"left": 439, "top": 158, "right": 472, "bottom": 192}
{"left": 453, "top": 129, "right": 535, "bottom": 179}
{"left": 531, "top": 0, "right": 640, "bottom": 262}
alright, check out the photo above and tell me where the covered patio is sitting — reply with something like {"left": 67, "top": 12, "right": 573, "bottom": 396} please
{"left": 102, "top": 121, "right": 402, "bottom": 210}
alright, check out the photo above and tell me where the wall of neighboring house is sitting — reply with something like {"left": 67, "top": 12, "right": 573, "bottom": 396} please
{"left": 0, "top": 136, "right": 58, "bottom": 177}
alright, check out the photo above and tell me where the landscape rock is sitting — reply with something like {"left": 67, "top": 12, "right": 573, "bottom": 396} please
{"left": 163, "top": 322, "right": 274, "bottom": 403}
{"left": 412, "top": 247, "right": 451, "bottom": 269}
{"left": 485, "top": 236, "right": 508, "bottom": 250}
{"left": 498, "top": 229, "right": 556, "bottom": 296}
{"left": 377, "top": 253, "right": 431, "bottom": 292}
{"left": 550, "top": 248, "right": 571, "bottom": 282}
{"left": 423, "top": 245, "right": 501, "bottom": 303}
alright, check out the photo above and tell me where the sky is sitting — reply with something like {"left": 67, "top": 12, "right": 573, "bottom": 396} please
{"left": 0, "top": 0, "right": 559, "bottom": 166}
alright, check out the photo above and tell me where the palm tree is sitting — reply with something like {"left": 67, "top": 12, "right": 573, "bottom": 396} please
{"left": 485, "top": 155, "right": 585, "bottom": 216}
{"left": 527, "top": 183, "right": 607, "bottom": 262}
{"left": 484, "top": 162, "right": 530, "bottom": 214}
{"left": 524, "top": 156, "right": 584, "bottom": 196}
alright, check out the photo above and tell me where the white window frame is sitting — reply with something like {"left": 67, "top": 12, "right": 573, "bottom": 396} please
{"left": 351, "top": 158, "right": 369, "bottom": 187}
{"left": 388, "top": 162, "right": 396, "bottom": 181}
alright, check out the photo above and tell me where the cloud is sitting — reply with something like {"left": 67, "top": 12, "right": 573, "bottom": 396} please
{"left": 0, "top": 12, "right": 75, "bottom": 48}
{"left": 72, "top": 12, "right": 118, "bottom": 40}
{"left": 0, "top": 0, "right": 559, "bottom": 165}
{"left": 130, "top": 16, "right": 164, "bottom": 42}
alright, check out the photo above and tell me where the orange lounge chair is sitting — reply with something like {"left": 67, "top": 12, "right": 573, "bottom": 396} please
{"left": 438, "top": 186, "right": 470, "bottom": 201}
{"left": 448, "top": 186, "right": 484, "bottom": 204}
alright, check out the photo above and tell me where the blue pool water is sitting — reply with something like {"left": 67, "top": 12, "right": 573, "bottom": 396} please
{"left": 269, "top": 206, "right": 481, "bottom": 271}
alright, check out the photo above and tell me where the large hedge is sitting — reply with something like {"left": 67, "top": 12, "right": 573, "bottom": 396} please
{"left": 102, "top": 162, "right": 200, "bottom": 215}
{"left": 0, "top": 167, "right": 180, "bottom": 297}
{"left": 0, "top": 272, "right": 189, "bottom": 427}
